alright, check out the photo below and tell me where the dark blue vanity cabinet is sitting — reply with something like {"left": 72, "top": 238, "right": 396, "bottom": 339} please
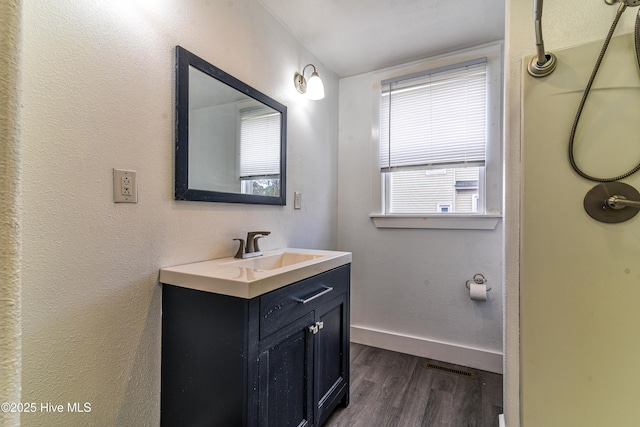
{"left": 161, "top": 264, "right": 350, "bottom": 426}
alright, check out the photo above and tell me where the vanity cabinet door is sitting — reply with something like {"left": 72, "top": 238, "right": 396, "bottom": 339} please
{"left": 258, "top": 312, "right": 315, "bottom": 427}
{"left": 314, "top": 293, "right": 350, "bottom": 427}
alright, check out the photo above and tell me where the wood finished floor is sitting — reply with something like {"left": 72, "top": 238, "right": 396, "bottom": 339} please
{"left": 324, "top": 343, "right": 503, "bottom": 427}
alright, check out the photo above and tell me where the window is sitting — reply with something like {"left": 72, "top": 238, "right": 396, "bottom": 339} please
{"left": 239, "top": 107, "right": 281, "bottom": 196}
{"left": 378, "top": 50, "right": 501, "bottom": 217}
{"left": 437, "top": 203, "right": 452, "bottom": 213}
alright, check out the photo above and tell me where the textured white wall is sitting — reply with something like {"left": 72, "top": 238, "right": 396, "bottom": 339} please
{"left": 20, "top": 1, "right": 338, "bottom": 425}
{"left": 506, "top": 1, "right": 637, "bottom": 425}
{"left": 337, "top": 51, "right": 504, "bottom": 373}
{"left": 0, "top": 1, "right": 22, "bottom": 426}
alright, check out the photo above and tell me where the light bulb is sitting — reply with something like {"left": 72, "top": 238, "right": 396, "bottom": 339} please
{"left": 306, "top": 71, "right": 325, "bottom": 100}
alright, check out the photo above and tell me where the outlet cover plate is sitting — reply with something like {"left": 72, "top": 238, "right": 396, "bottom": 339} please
{"left": 113, "top": 169, "right": 137, "bottom": 203}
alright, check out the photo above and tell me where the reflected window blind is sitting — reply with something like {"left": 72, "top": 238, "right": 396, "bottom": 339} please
{"left": 380, "top": 58, "right": 487, "bottom": 172}
{"left": 240, "top": 107, "right": 280, "bottom": 178}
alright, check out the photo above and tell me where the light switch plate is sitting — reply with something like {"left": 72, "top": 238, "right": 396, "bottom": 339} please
{"left": 113, "top": 169, "right": 137, "bottom": 203}
{"left": 294, "top": 192, "right": 301, "bottom": 209}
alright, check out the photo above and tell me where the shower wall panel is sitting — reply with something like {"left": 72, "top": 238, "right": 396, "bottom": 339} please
{"left": 521, "top": 33, "right": 640, "bottom": 426}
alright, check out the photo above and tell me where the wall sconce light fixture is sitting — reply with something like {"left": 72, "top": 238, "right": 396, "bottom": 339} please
{"left": 294, "top": 64, "right": 325, "bottom": 100}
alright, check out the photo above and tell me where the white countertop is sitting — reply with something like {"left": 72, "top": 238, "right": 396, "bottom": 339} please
{"left": 159, "top": 248, "right": 352, "bottom": 299}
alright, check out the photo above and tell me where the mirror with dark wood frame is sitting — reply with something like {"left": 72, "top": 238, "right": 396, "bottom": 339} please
{"left": 175, "top": 46, "right": 287, "bottom": 205}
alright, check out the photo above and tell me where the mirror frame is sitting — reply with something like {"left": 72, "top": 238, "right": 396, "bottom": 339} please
{"left": 175, "top": 46, "right": 287, "bottom": 205}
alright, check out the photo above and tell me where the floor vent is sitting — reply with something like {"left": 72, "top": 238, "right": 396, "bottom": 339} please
{"left": 422, "top": 361, "right": 475, "bottom": 379}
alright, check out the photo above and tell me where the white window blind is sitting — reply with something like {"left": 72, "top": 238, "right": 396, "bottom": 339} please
{"left": 240, "top": 107, "right": 281, "bottom": 178}
{"left": 380, "top": 58, "right": 487, "bottom": 172}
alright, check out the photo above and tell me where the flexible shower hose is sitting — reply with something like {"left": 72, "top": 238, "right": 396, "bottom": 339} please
{"left": 568, "top": 4, "right": 640, "bottom": 182}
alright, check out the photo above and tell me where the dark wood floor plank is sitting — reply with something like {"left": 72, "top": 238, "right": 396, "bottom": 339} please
{"left": 422, "top": 387, "right": 455, "bottom": 427}
{"left": 324, "top": 343, "right": 503, "bottom": 427}
{"left": 450, "top": 373, "right": 482, "bottom": 427}
{"left": 348, "top": 339, "right": 366, "bottom": 362}
{"left": 395, "top": 361, "right": 436, "bottom": 426}
{"left": 372, "top": 364, "right": 424, "bottom": 427}
{"left": 380, "top": 351, "right": 417, "bottom": 409}
{"left": 344, "top": 347, "right": 409, "bottom": 427}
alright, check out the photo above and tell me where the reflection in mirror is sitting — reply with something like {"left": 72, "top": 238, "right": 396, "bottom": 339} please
{"left": 175, "top": 46, "right": 287, "bottom": 205}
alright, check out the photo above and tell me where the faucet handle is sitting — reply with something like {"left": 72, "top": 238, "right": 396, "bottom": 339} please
{"left": 233, "top": 238, "right": 245, "bottom": 259}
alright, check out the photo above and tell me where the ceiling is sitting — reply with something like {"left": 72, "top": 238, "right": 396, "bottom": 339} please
{"left": 257, "top": 0, "right": 506, "bottom": 78}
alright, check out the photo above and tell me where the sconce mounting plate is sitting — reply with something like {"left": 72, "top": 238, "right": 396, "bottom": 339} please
{"left": 294, "top": 73, "right": 307, "bottom": 94}
{"left": 584, "top": 182, "right": 640, "bottom": 223}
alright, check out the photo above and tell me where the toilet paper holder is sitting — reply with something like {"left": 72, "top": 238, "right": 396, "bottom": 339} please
{"left": 465, "top": 274, "right": 491, "bottom": 291}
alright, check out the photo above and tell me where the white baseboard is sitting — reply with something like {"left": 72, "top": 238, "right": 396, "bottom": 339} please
{"left": 499, "top": 414, "right": 505, "bottom": 427}
{"left": 351, "top": 325, "right": 503, "bottom": 374}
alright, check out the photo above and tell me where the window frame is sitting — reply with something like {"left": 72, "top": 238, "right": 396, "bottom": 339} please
{"left": 370, "top": 42, "right": 503, "bottom": 230}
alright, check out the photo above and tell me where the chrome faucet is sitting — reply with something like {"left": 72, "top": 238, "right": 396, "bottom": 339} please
{"left": 233, "top": 231, "right": 271, "bottom": 259}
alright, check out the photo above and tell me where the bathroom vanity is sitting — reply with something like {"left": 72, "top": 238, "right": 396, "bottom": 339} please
{"left": 160, "top": 249, "right": 351, "bottom": 426}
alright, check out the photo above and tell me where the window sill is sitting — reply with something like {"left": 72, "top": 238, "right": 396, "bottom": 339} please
{"left": 370, "top": 214, "right": 502, "bottom": 230}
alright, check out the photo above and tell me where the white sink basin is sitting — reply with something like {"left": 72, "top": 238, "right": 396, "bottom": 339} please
{"left": 159, "top": 248, "right": 351, "bottom": 298}
{"left": 219, "top": 252, "right": 323, "bottom": 271}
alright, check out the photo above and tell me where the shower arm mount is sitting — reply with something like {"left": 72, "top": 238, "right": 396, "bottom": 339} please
{"left": 606, "top": 195, "right": 640, "bottom": 209}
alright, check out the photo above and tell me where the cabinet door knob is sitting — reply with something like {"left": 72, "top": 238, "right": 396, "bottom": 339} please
{"left": 308, "top": 322, "right": 324, "bottom": 335}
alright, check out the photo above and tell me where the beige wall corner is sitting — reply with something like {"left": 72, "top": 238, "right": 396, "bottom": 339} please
{"left": 0, "top": 0, "right": 23, "bottom": 426}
